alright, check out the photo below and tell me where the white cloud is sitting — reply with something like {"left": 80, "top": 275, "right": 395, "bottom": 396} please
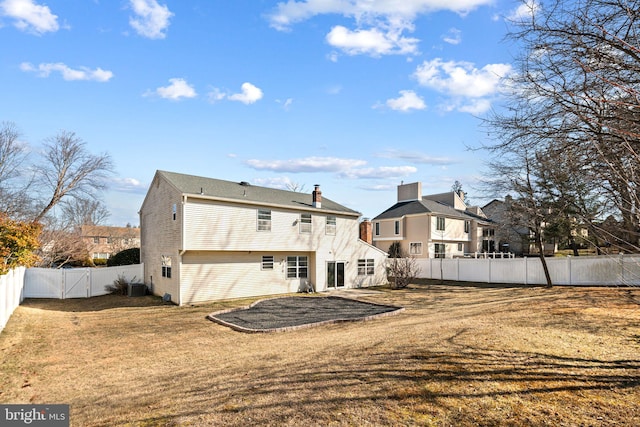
{"left": 228, "top": 82, "right": 264, "bottom": 104}
{"left": 413, "top": 58, "right": 512, "bottom": 113}
{"left": 111, "top": 177, "right": 147, "bottom": 193}
{"left": 326, "top": 25, "right": 418, "bottom": 56}
{"left": 129, "top": 0, "right": 173, "bottom": 39}
{"left": 268, "top": 0, "right": 493, "bottom": 57}
{"left": 339, "top": 165, "right": 417, "bottom": 179}
{"left": 20, "top": 62, "right": 113, "bottom": 82}
{"left": 246, "top": 156, "right": 367, "bottom": 173}
{"left": 506, "top": 0, "right": 539, "bottom": 22}
{"left": 268, "top": 0, "right": 493, "bottom": 31}
{"left": 377, "top": 149, "right": 456, "bottom": 165}
{"left": 252, "top": 176, "right": 298, "bottom": 190}
{"left": 150, "top": 78, "right": 197, "bottom": 100}
{"left": 442, "top": 27, "right": 462, "bottom": 45}
{"left": 0, "top": 0, "right": 58, "bottom": 34}
{"left": 207, "top": 87, "right": 226, "bottom": 103}
{"left": 383, "top": 90, "right": 426, "bottom": 112}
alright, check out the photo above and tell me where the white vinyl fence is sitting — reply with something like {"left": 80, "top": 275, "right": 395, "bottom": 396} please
{"left": 415, "top": 254, "right": 640, "bottom": 286}
{"left": 24, "top": 264, "right": 144, "bottom": 299}
{"left": 0, "top": 267, "right": 26, "bottom": 334}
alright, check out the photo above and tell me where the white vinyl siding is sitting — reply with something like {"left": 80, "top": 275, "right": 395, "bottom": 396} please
{"left": 181, "top": 252, "right": 299, "bottom": 304}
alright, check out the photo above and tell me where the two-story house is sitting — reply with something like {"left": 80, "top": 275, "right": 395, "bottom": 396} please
{"left": 372, "top": 182, "right": 494, "bottom": 258}
{"left": 139, "top": 170, "right": 388, "bottom": 305}
{"left": 80, "top": 225, "right": 140, "bottom": 262}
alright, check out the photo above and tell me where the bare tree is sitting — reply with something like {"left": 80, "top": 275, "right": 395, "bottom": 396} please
{"left": 33, "top": 131, "right": 113, "bottom": 223}
{"left": 0, "top": 122, "right": 34, "bottom": 220}
{"left": 483, "top": 0, "right": 640, "bottom": 260}
{"left": 60, "top": 198, "right": 111, "bottom": 228}
{"left": 387, "top": 242, "right": 420, "bottom": 289}
{"left": 286, "top": 181, "right": 306, "bottom": 193}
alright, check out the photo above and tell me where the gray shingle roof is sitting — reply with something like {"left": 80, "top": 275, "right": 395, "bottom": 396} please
{"left": 373, "top": 199, "right": 491, "bottom": 223}
{"left": 158, "top": 170, "right": 360, "bottom": 216}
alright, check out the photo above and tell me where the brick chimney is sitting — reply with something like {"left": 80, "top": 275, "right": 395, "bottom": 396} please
{"left": 359, "top": 218, "right": 372, "bottom": 245}
{"left": 312, "top": 184, "right": 322, "bottom": 208}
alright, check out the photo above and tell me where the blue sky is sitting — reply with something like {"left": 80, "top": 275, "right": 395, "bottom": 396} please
{"left": 0, "top": 0, "right": 532, "bottom": 226}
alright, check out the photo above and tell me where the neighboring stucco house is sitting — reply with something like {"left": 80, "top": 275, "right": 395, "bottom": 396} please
{"left": 372, "top": 182, "right": 495, "bottom": 258}
{"left": 139, "top": 170, "right": 387, "bottom": 305}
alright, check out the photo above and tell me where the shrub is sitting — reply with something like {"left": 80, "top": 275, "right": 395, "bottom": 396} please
{"left": 105, "top": 274, "right": 131, "bottom": 295}
{"left": 107, "top": 248, "right": 140, "bottom": 267}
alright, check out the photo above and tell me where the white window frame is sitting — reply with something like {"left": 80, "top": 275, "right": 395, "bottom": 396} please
{"left": 326, "top": 216, "right": 336, "bottom": 235}
{"left": 434, "top": 243, "right": 446, "bottom": 259}
{"left": 436, "top": 217, "right": 445, "bottom": 231}
{"left": 257, "top": 209, "right": 271, "bottom": 231}
{"left": 394, "top": 220, "right": 400, "bottom": 235}
{"left": 287, "top": 256, "right": 308, "bottom": 279}
{"left": 162, "top": 255, "right": 172, "bottom": 278}
{"left": 374, "top": 222, "right": 380, "bottom": 236}
{"left": 300, "top": 213, "right": 312, "bottom": 234}
{"left": 409, "top": 242, "right": 422, "bottom": 255}
{"left": 357, "top": 259, "right": 375, "bottom": 275}
{"left": 464, "top": 220, "right": 470, "bottom": 234}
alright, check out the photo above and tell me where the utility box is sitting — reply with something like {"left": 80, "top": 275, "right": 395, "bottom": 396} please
{"left": 128, "top": 283, "right": 147, "bottom": 297}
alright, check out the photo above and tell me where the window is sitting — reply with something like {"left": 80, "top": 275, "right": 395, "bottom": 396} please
{"left": 162, "top": 255, "right": 172, "bottom": 278}
{"left": 93, "top": 237, "right": 100, "bottom": 244}
{"left": 483, "top": 228, "right": 495, "bottom": 237}
{"left": 457, "top": 243, "right": 463, "bottom": 252}
{"left": 374, "top": 222, "right": 380, "bottom": 236}
{"left": 394, "top": 220, "right": 400, "bottom": 235}
{"left": 172, "top": 204, "right": 177, "bottom": 221}
{"left": 261, "top": 256, "right": 274, "bottom": 270}
{"left": 464, "top": 221, "right": 470, "bottom": 234}
{"left": 410, "top": 242, "right": 422, "bottom": 255}
{"left": 107, "top": 237, "right": 113, "bottom": 244}
{"left": 326, "top": 216, "right": 336, "bottom": 235}
{"left": 257, "top": 209, "right": 271, "bottom": 231}
{"left": 434, "top": 243, "right": 446, "bottom": 259}
{"left": 358, "top": 259, "right": 375, "bottom": 275}
{"left": 300, "top": 213, "right": 312, "bottom": 233}
{"left": 287, "top": 256, "right": 308, "bottom": 278}
{"left": 436, "top": 217, "right": 445, "bottom": 231}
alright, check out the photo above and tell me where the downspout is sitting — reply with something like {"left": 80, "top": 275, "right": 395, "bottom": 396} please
{"left": 178, "top": 194, "right": 187, "bottom": 306}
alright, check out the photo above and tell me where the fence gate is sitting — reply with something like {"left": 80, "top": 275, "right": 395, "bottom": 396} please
{"left": 63, "top": 269, "right": 90, "bottom": 298}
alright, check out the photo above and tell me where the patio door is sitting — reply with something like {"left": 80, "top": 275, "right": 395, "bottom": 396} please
{"left": 327, "top": 261, "right": 345, "bottom": 289}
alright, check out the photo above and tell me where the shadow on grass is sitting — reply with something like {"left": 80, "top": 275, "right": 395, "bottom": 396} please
{"left": 21, "top": 294, "right": 168, "bottom": 312}
{"left": 123, "top": 338, "right": 640, "bottom": 426}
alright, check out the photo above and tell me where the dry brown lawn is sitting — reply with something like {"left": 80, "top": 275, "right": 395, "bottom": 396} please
{"left": 1, "top": 283, "right": 639, "bottom": 426}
